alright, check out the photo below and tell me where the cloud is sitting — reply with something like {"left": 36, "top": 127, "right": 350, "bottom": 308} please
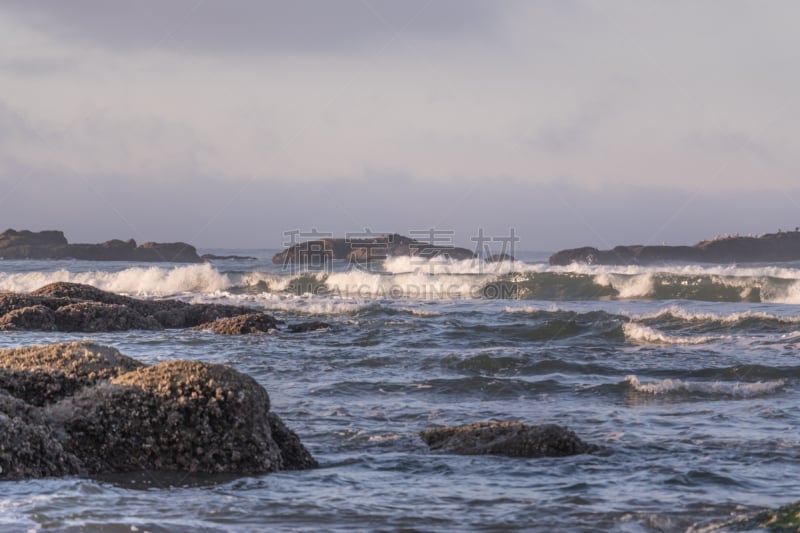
{"left": 4, "top": 171, "right": 800, "bottom": 249}
{"left": 1, "top": 0, "right": 799, "bottom": 205}
{"left": 1, "top": 0, "right": 503, "bottom": 54}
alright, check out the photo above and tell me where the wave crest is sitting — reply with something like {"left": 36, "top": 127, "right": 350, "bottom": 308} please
{"left": 0, "top": 264, "right": 231, "bottom": 296}
{"left": 625, "top": 375, "right": 786, "bottom": 398}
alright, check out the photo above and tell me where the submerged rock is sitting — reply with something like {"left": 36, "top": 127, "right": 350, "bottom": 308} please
{"left": 418, "top": 421, "right": 595, "bottom": 458}
{"left": 193, "top": 313, "right": 280, "bottom": 334}
{"left": 287, "top": 321, "right": 331, "bottom": 333}
{"left": 0, "top": 342, "right": 317, "bottom": 479}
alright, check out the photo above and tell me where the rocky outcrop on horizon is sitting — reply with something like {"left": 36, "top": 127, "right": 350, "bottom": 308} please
{"left": 418, "top": 421, "right": 596, "bottom": 458}
{"left": 549, "top": 231, "right": 800, "bottom": 265}
{"left": 0, "top": 342, "right": 317, "bottom": 479}
{"left": 0, "top": 229, "right": 202, "bottom": 263}
{"left": 273, "top": 233, "right": 476, "bottom": 265}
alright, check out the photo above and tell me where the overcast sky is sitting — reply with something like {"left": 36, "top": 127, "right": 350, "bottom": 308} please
{"left": 1, "top": 1, "right": 799, "bottom": 250}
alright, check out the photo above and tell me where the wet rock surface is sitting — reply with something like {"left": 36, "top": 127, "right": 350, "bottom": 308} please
{"left": 0, "top": 282, "right": 266, "bottom": 332}
{"left": 705, "top": 500, "right": 800, "bottom": 531}
{"left": 0, "top": 342, "right": 317, "bottom": 479}
{"left": 194, "top": 313, "right": 281, "bottom": 334}
{"left": 0, "top": 389, "right": 83, "bottom": 479}
{"left": 419, "top": 421, "right": 596, "bottom": 458}
{"left": 0, "top": 342, "right": 143, "bottom": 405}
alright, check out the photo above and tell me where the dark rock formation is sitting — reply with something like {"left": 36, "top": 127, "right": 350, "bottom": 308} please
{"left": 273, "top": 233, "right": 476, "bottom": 265}
{"left": 0, "top": 304, "right": 57, "bottom": 331}
{"left": 287, "top": 321, "right": 331, "bottom": 333}
{"left": 0, "top": 342, "right": 317, "bottom": 479}
{"left": 0, "top": 229, "right": 202, "bottom": 262}
{"left": 0, "top": 282, "right": 264, "bottom": 332}
{"left": 265, "top": 412, "right": 319, "bottom": 471}
{"left": 53, "top": 302, "right": 162, "bottom": 332}
{"left": 194, "top": 313, "right": 281, "bottom": 334}
{"left": 419, "top": 421, "right": 596, "bottom": 458}
{"left": 550, "top": 231, "right": 800, "bottom": 265}
{"left": 0, "top": 389, "right": 82, "bottom": 478}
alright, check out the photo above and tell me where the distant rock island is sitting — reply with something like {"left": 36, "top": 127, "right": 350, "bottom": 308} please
{"left": 273, "top": 233, "right": 476, "bottom": 264}
{"left": 0, "top": 229, "right": 202, "bottom": 262}
{"left": 550, "top": 231, "right": 800, "bottom": 265}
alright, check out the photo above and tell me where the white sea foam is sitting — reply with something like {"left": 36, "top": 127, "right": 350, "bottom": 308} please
{"left": 502, "top": 304, "right": 564, "bottom": 314}
{"left": 381, "top": 256, "right": 541, "bottom": 276}
{"left": 396, "top": 307, "right": 441, "bottom": 317}
{"left": 261, "top": 297, "right": 374, "bottom": 315}
{"left": 322, "top": 269, "right": 496, "bottom": 299}
{"left": 625, "top": 375, "right": 785, "bottom": 397}
{"left": 208, "top": 289, "right": 373, "bottom": 315}
{"left": 237, "top": 272, "right": 294, "bottom": 292}
{"left": 0, "top": 264, "right": 232, "bottom": 296}
{"left": 622, "top": 323, "right": 719, "bottom": 345}
{"left": 594, "top": 273, "right": 655, "bottom": 298}
{"left": 551, "top": 262, "right": 800, "bottom": 303}
{"left": 627, "top": 306, "right": 800, "bottom": 324}
{"left": 764, "top": 280, "right": 800, "bottom": 304}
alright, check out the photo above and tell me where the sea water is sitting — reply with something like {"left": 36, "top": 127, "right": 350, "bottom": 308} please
{"left": 1, "top": 251, "right": 798, "bottom": 531}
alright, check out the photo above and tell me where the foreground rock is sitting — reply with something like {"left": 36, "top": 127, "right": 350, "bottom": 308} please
{"left": 0, "top": 229, "right": 202, "bottom": 262}
{"left": 419, "top": 421, "right": 596, "bottom": 458}
{"left": 0, "top": 342, "right": 142, "bottom": 405}
{"left": 0, "top": 342, "right": 317, "bottom": 479}
{"left": 550, "top": 231, "right": 800, "bottom": 265}
{"left": 0, "top": 282, "right": 264, "bottom": 332}
{"left": 273, "top": 233, "right": 476, "bottom": 265}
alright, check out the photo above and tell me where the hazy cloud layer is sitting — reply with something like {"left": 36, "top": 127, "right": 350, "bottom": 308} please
{"left": 2, "top": 0, "right": 501, "bottom": 53}
{"left": 1, "top": 1, "right": 799, "bottom": 247}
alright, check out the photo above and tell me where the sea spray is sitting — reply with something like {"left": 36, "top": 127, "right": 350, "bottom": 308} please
{"left": 0, "top": 264, "right": 231, "bottom": 296}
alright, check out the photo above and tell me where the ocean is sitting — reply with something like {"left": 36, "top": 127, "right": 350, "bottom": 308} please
{"left": 1, "top": 251, "right": 799, "bottom": 532}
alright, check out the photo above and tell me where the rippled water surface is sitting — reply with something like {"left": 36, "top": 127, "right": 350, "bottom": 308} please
{"left": 1, "top": 252, "right": 799, "bottom": 531}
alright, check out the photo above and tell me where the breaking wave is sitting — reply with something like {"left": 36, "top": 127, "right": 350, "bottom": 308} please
{"left": 622, "top": 323, "right": 721, "bottom": 345}
{"left": 0, "top": 264, "right": 231, "bottom": 296}
{"left": 625, "top": 375, "right": 786, "bottom": 398}
{"left": 2, "top": 259, "right": 800, "bottom": 305}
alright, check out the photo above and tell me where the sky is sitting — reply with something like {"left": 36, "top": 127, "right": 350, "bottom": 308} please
{"left": 1, "top": 1, "right": 799, "bottom": 251}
